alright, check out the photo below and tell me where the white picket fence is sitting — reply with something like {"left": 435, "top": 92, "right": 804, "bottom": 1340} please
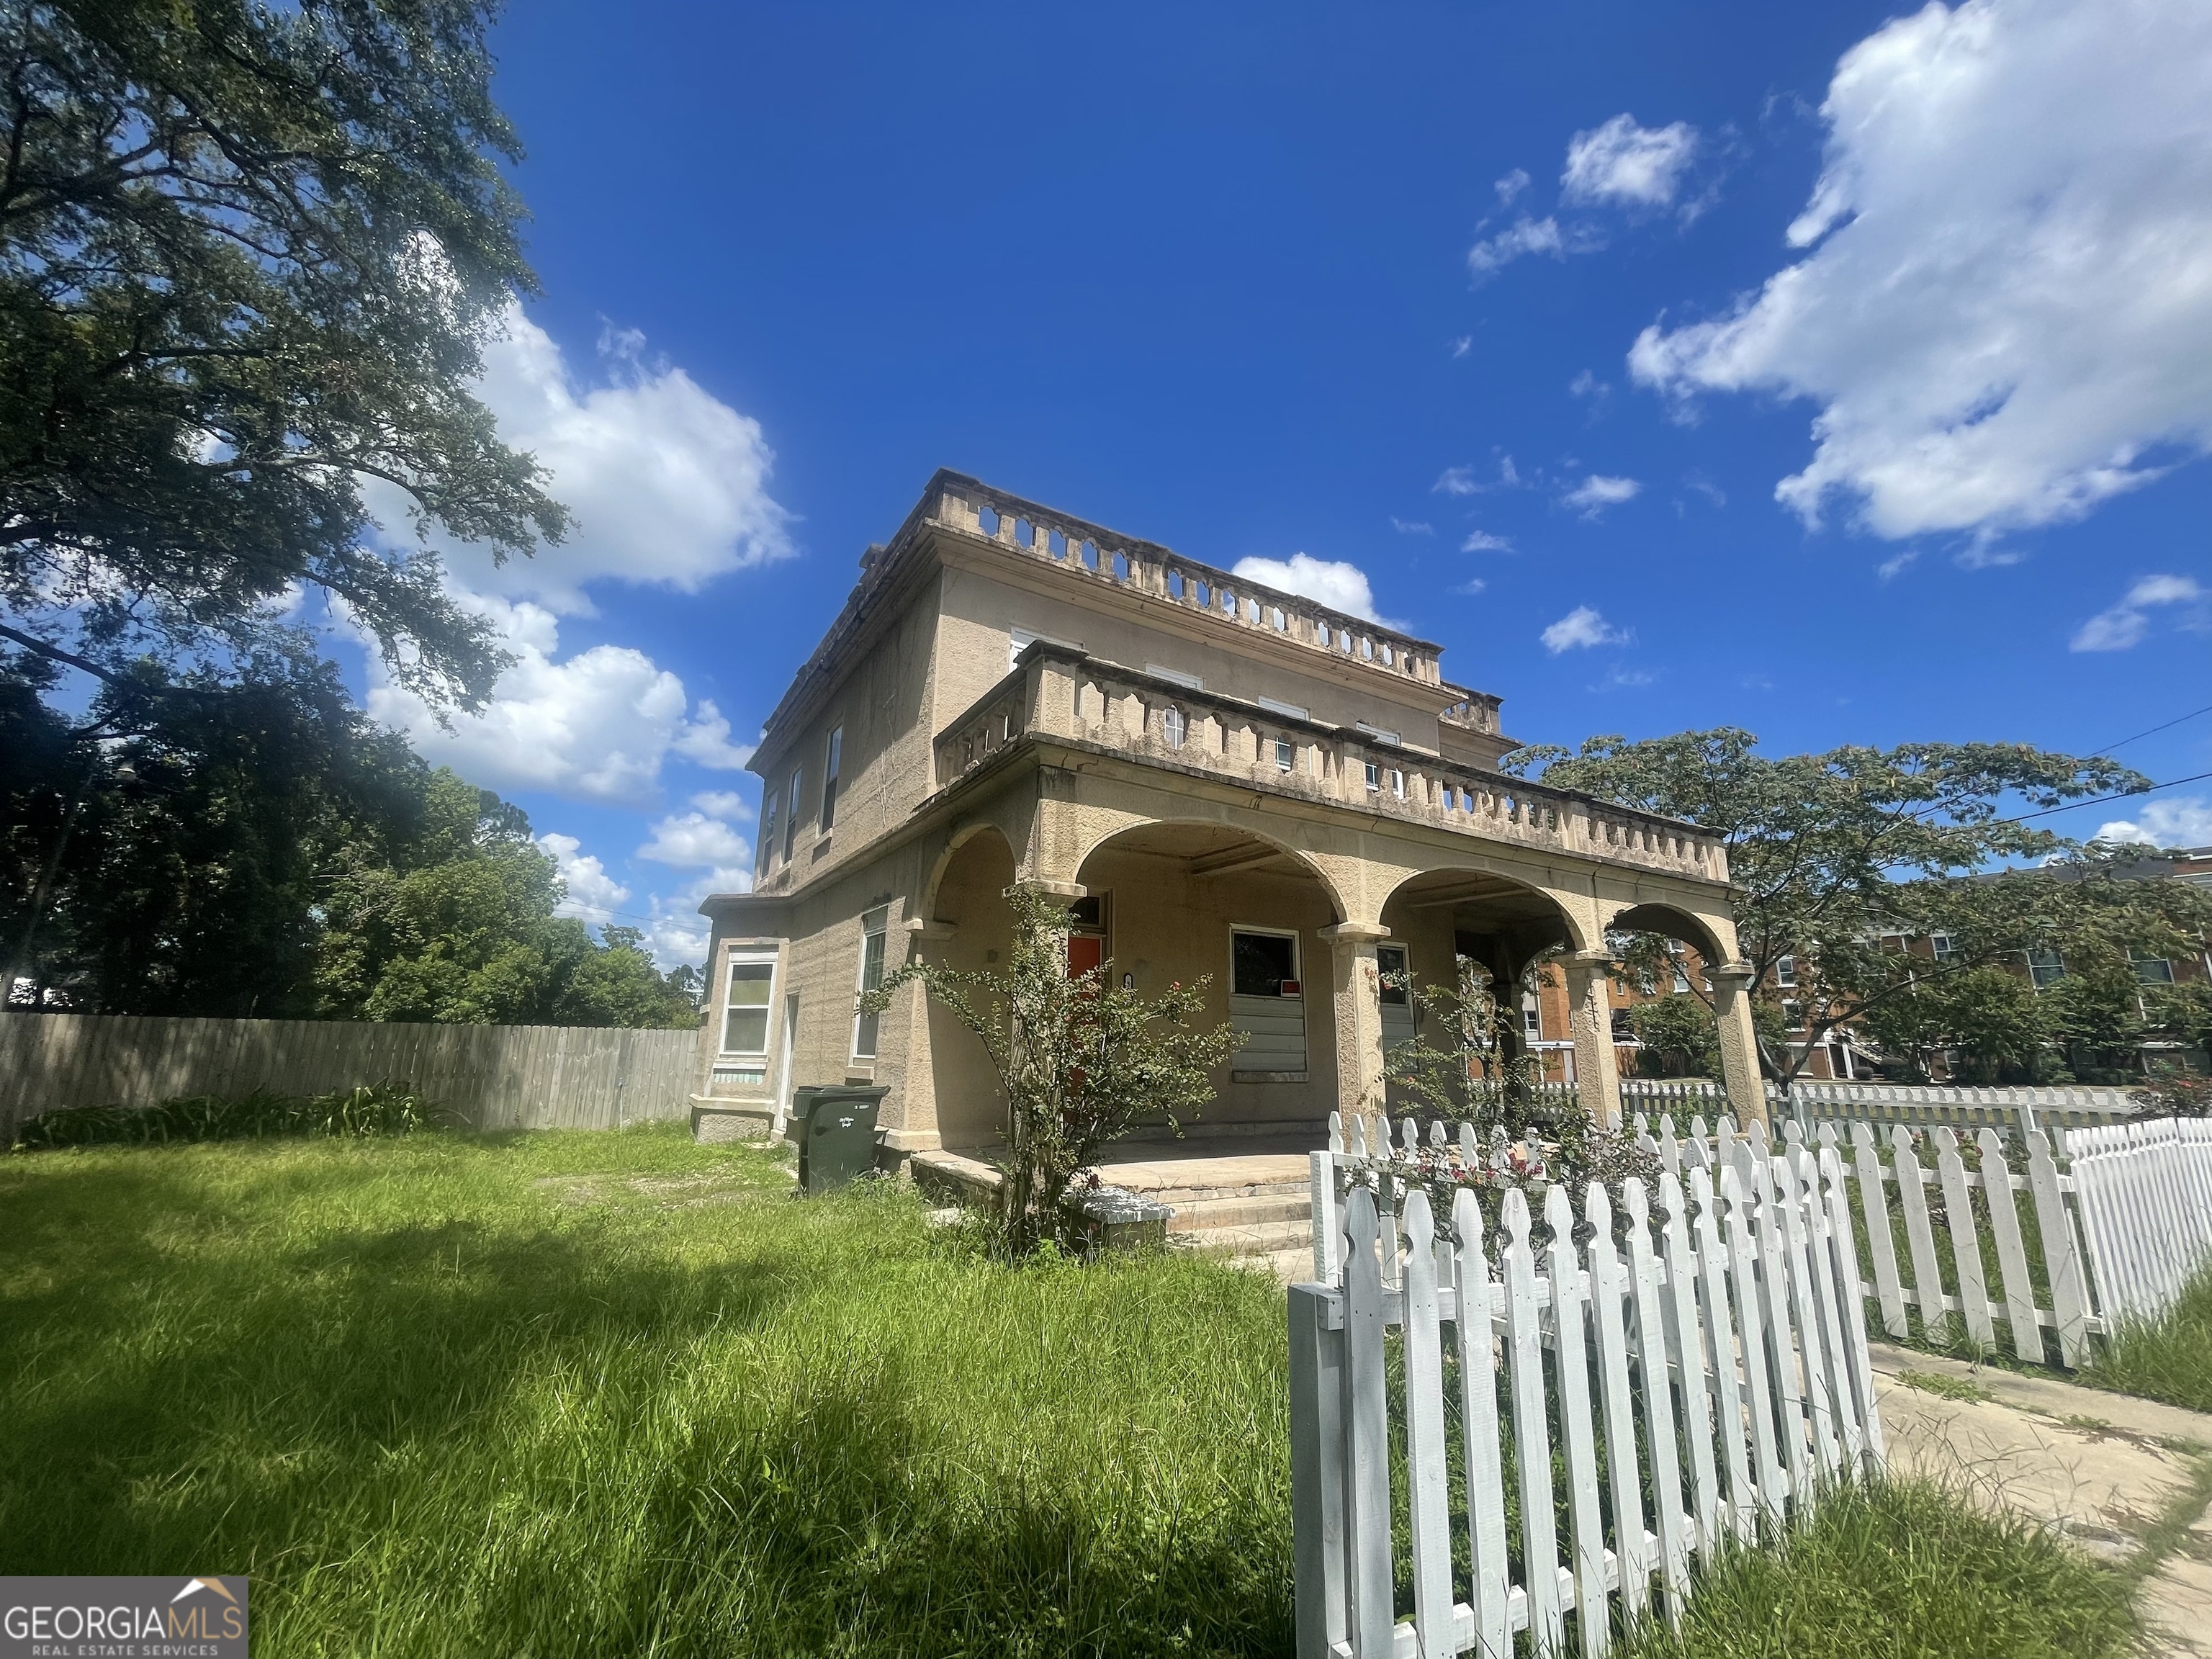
{"left": 1291, "top": 1115, "right": 1883, "bottom": 1658}
{"left": 2069, "top": 1118, "right": 2212, "bottom": 1326}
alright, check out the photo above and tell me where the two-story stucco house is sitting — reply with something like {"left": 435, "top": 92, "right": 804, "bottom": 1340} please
{"left": 690, "top": 471, "right": 1768, "bottom": 1160}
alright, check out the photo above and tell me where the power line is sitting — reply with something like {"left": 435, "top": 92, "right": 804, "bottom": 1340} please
{"left": 2003, "top": 768, "right": 2212, "bottom": 827}
{"left": 2090, "top": 701, "right": 2212, "bottom": 757}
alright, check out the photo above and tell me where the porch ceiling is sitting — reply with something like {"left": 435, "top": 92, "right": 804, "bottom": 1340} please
{"left": 1078, "top": 822, "right": 1312, "bottom": 881}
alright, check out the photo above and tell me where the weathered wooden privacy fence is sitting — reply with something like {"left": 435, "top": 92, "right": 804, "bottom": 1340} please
{"left": 1292, "top": 1115, "right": 1883, "bottom": 1657}
{"left": 1, "top": 1012, "right": 698, "bottom": 1138}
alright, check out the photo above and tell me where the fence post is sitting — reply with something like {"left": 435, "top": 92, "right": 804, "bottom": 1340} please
{"left": 1287, "top": 1282, "right": 1347, "bottom": 1659}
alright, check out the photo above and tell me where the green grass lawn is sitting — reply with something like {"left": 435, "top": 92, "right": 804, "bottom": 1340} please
{"left": 2085, "top": 1269, "right": 2212, "bottom": 1415}
{"left": 0, "top": 1125, "right": 2144, "bottom": 1658}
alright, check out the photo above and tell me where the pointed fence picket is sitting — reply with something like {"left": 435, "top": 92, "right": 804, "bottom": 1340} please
{"left": 1292, "top": 1115, "right": 1884, "bottom": 1658}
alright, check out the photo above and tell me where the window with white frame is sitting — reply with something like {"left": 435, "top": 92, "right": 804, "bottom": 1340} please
{"left": 1146, "top": 662, "right": 1204, "bottom": 690}
{"left": 821, "top": 726, "right": 843, "bottom": 832}
{"left": 1257, "top": 695, "right": 1308, "bottom": 720}
{"left": 2028, "top": 946, "right": 2066, "bottom": 989}
{"left": 1274, "top": 737, "right": 1295, "bottom": 772}
{"left": 852, "top": 909, "right": 889, "bottom": 1058}
{"left": 1364, "top": 760, "right": 1380, "bottom": 791}
{"left": 1930, "top": 933, "right": 1959, "bottom": 963}
{"left": 721, "top": 951, "right": 777, "bottom": 1056}
{"left": 1162, "top": 706, "right": 1187, "bottom": 748}
{"left": 2134, "top": 956, "right": 2176, "bottom": 985}
{"left": 1775, "top": 954, "right": 1797, "bottom": 988}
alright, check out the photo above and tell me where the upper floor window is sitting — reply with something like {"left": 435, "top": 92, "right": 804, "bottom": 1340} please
{"left": 1364, "top": 760, "right": 1380, "bottom": 791}
{"left": 1930, "top": 933, "right": 1959, "bottom": 963}
{"left": 757, "top": 791, "right": 779, "bottom": 873}
{"left": 1776, "top": 955, "right": 1797, "bottom": 988}
{"left": 1146, "top": 662, "right": 1204, "bottom": 691}
{"left": 1354, "top": 721, "right": 1401, "bottom": 746}
{"left": 1258, "top": 695, "right": 1308, "bottom": 720}
{"left": 783, "top": 767, "right": 803, "bottom": 863}
{"left": 1274, "top": 738, "right": 1295, "bottom": 773}
{"left": 2134, "top": 956, "right": 2176, "bottom": 986}
{"left": 1782, "top": 998, "right": 1804, "bottom": 1030}
{"left": 821, "top": 727, "right": 843, "bottom": 832}
{"left": 2028, "top": 946, "right": 2066, "bottom": 988}
{"left": 1162, "top": 706, "right": 1187, "bottom": 749}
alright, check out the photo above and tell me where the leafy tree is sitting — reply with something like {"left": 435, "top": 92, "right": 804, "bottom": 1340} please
{"left": 4, "top": 644, "right": 426, "bottom": 1013}
{"left": 1504, "top": 730, "right": 2152, "bottom": 1097}
{"left": 0, "top": 0, "right": 566, "bottom": 718}
{"left": 314, "top": 769, "right": 696, "bottom": 1028}
{"left": 863, "top": 886, "right": 1245, "bottom": 1257}
{"left": 1858, "top": 965, "right": 2046, "bottom": 1084}
{"left": 1624, "top": 994, "right": 1721, "bottom": 1080}
{"left": 1381, "top": 953, "right": 1656, "bottom": 1194}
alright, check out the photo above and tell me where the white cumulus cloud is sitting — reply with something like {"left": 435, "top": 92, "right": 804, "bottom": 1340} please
{"left": 366, "top": 595, "right": 745, "bottom": 805}
{"left": 1231, "top": 553, "right": 1388, "bottom": 624}
{"left": 688, "top": 789, "right": 755, "bottom": 822}
{"left": 1541, "top": 606, "right": 1632, "bottom": 652}
{"left": 418, "top": 308, "right": 795, "bottom": 613}
{"left": 538, "top": 832, "right": 631, "bottom": 926}
{"left": 1563, "top": 475, "right": 1642, "bottom": 516}
{"left": 1434, "top": 465, "right": 1480, "bottom": 496}
{"left": 1461, "top": 531, "right": 1514, "bottom": 552}
{"left": 2096, "top": 796, "right": 2212, "bottom": 849}
{"left": 1563, "top": 114, "right": 1700, "bottom": 207}
{"left": 1467, "top": 216, "right": 1578, "bottom": 276}
{"left": 2069, "top": 574, "right": 2208, "bottom": 651}
{"left": 639, "top": 811, "right": 755, "bottom": 869}
{"left": 1629, "top": 0, "right": 2212, "bottom": 544}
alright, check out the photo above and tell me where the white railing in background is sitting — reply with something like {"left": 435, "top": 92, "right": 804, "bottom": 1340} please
{"left": 2068, "top": 1118, "right": 2212, "bottom": 1326}
{"left": 1636, "top": 1113, "right": 2099, "bottom": 1370}
{"left": 1313, "top": 1108, "right": 2212, "bottom": 1384}
{"left": 1291, "top": 1114, "right": 1882, "bottom": 1658}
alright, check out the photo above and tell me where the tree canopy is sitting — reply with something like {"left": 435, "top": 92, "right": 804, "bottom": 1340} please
{"left": 4, "top": 661, "right": 696, "bottom": 1028}
{"left": 1508, "top": 729, "right": 2209, "bottom": 1087}
{"left": 1, "top": 0, "right": 565, "bottom": 714}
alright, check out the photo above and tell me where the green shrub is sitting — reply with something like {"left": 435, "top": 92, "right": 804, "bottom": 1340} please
{"left": 12, "top": 1082, "right": 438, "bottom": 1150}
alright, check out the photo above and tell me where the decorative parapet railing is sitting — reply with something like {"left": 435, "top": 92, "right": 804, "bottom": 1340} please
{"left": 932, "top": 647, "right": 1725, "bottom": 881}
{"left": 928, "top": 474, "right": 1455, "bottom": 693}
{"left": 1439, "top": 685, "right": 1503, "bottom": 737}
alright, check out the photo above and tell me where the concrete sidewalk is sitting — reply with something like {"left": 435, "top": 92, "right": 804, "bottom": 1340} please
{"left": 1869, "top": 1342, "right": 2212, "bottom": 1657}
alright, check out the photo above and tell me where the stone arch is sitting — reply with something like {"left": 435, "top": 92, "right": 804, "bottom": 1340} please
{"left": 1377, "top": 862, "right": 1593, "bottom": 958}
{"left": 1069, "top": 816, "right": 1350, "bottom": 925}
{"left": 1604, "top": 900, "right": 1728, "bottom": 966}
{"left": 918, "top": 820, "right": 1020, "bottom": 923}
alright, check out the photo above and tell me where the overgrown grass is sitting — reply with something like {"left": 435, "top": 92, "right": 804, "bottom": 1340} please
{"left": 2084, "top": 1267, "right": 2212, "bottom": 1414}
{"left": 0, "top": 1128, "right": 2146, "bottom": 1658}
{"left": 1621, "top": 1480, "right": 2138, "bottom": 1659}
{"left": 11, "top": 1082, "right": 436, "bottom": 1148}
{"left": 0, "top": 1126, "right": 1292, "bottom": 1656}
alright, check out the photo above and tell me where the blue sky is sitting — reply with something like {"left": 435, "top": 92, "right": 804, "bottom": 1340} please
{"left": 354, "top": 0, "right": 2212, "bottom": 963}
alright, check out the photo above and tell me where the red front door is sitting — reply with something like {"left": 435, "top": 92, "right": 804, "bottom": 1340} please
{"left": 1066, "top": 935, "right": 1104, "bottom": 979}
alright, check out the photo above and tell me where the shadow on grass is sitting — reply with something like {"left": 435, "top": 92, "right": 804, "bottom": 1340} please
{"left": 0, "top": 1143, "right": 1293, "bottom": 1658}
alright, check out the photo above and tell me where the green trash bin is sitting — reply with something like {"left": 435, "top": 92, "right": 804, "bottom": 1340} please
{"left": 791, "top": 1085, "right": 888, "bottom": 1192}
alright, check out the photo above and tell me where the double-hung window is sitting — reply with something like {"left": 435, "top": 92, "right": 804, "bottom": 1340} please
{"left": 721, "top": 951, "right": 777, "bottom": 1057}
{"left": 852, "top": 909, "right": 889, "bottom": 1058}
{"left": 821, "top": 727, "right": 843, "bottom": 832}
{"left": 1776, "top": 954, "right": 1797, "bottom": 988}
{"left": 2028, "top": 947, "right": 2066, "bottom": 989}
{"left": 757, "top": 792, "right": 779, "bottom": 875}
{"left": 784, "top": 766, "right": 803, "bottom": 863}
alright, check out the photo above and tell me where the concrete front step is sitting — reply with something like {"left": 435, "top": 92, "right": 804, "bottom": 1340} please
{"left": 1169, "top": 1217, "right": 1316, "bottom": 1256}
{"left": 1166, "top": 1191, "right": 1313, "bottom": 1232}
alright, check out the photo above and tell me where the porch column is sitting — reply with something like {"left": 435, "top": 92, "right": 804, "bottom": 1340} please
{"left": 1320, "top": 922, "right": 1390, "bottom": 1120}
{"left": 1706, "top": 961, "right": 1770, "bottom": 1125}
{"left": 1559, "top": 951, "right": 1624, "bottom": 1128}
